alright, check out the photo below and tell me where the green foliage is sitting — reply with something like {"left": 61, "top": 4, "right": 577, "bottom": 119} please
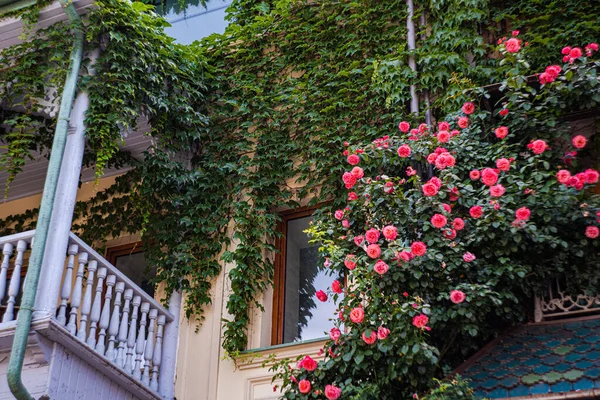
{"left": 421, "top": 377, "right": 477, "bottom": 400}
{"left": 1, "top": 0, "right": 599, "bottom": 359}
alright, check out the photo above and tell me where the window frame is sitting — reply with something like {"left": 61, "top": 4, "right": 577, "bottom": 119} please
{"left": 271, "top": 206, "right": 321, "bottom": 346}
{"left": 105, "top": 241, "right": 145, "bottom": 266}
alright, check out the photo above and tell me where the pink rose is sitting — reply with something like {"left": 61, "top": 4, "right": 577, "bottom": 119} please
{"left": 531, "top": 140, "right": 548, "bottom": 155}
{"left": 398, "top": 121, "right": 411, "bottom": 133}
{"left": 458, "top": 116, "right": 469, "bottom": 129}
{"left": 450, "top": 290, "right": 466, "bottom": 304}
{"left": 439, "top": 121, "right": 450, "bottom": 131}
{"left": 572, "top": 135, "right": 587, "bottom": 149}
{"left": 298, "top": 379, "right": 311, "bottom": 394}
{"left": 366, "top": 244, "right": 381, "bottom": 259}
{"left": 422, "top": 182, "right": 439, "bottom": 197}
{"left": 499, "top": 109, "right": 509, "bottom": 117}
{"left": 362, "top": 330, "right": 377, "bottom": 344}
{"left": 351, "top": 166, "right": 364, "bottom": 179}
{"left": 495, "top": 126, "right": 508, "bottom": 139}
{"left": 353, "top": 236, "right": 364, "bottom": 246}
{"left": 515, "top": 206, "right": 531, "bottom": 221}
{"left": 331, "top": 280, "right": 343, "bottom": 294}
{"left": 324, "top": 385, "right": 342, "bottom": 400}
{"left": 429, "top": 176, "right": 442, "bottom": 189}
{"left": 412, "top": 314, "right": 429, "bottom": 329}
{"left": 316, "top": 290, "right": 328, "bottom": 302}
{"left": 496, "top": 158, "right": 511, "bottom": 171}
{"left": 329, "top": 327, "right": 342, "bottom": 341}
{"left": 347, "top": 154, "right": 360, "bottom": 165}
{"left": 585, "top": 226, "right": 599, "bottom": 239}
{"left": 462, "top": 102, "right": 475, "bottom": 115}
{"left": 365, "top": 228, "right": 380, "bottom": 243}
{"left": 431, "top": 213, "right": 448, "bottom": 228}
{"left": 427, "top": 153, "right": 438, "bottom": 164}
{"left": 342, "top": 219, "right": 350, "bottom": 228}
{"left": 443, "top": 229, "right": 456, "bottom": 240}
{"left": 398, "top": 144, "right": 412, "bottom": 158}
{"left": 397, "top": 250, "right": 413, "bottom": 263}
{"left": 481, "top": 168, "right": 499, "bottom": 186}
{"left": 410, "top": 241, "right": 427, "bottom": 257}
{"left": 374, "top": 260, "right": 389, "bottom": 275}
{"left": 347, "top": 191, "right": 358, "bottom": 201}
{"left": 585, "top": 169, "right": 599, "bottom": 184}
{"left": 377, "top": 326, "right": 390, "bottom": 340}
{"left": 299, "top": 355, "right": 318, "bottom": 371}
{"left": 463, "top": 252, "right": 476, "bottom": 262}
{"left": 334, "top": 210, "right": 344, "bottom": 220}
{"left": 470, "top": 169, "right": 480, "bottom": 180}
{"left": 504, "top": 37, "right": 521, "bottom": 53}
{"left": 490, "top": 184, "right": 506, "bottom": 197}
{"left": 406, "top": 166, "right": 417, "bottom": 176}
{"left": 344, "top": 254, "right": 357, "bottom": 270}
{"left": 342, "top": 172, "right": 357, "bottom": 189}
{"left": 382, "top": 225, "right": 398, "bottom": 240}
{"left": 470, "top": 205, "right": 483, "bottom": 219}
{"left": 437, "top": 131, "right": 451, "bottom": 143}
{"left": 557, "top": 170, "right": 571, "bottom": 184}
{"left": 452, "top": 218, "right": 465, "bottom": 231}
{"left": 350, "top": 307, "right": 364, "bottom": 323}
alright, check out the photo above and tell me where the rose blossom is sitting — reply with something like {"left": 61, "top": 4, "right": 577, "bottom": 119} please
{"left": 374, "top": 327, "right": 389, "bottom": 341}
{"left": 383, "top": 181, "right": 394, "bottom": 194}
{"left": 353, "top": 236, "right": 364, "bottom": 246}
{"left": 585, "top": 169, "right": 599, "bottom": 184}
{"left": 470, "top": 169, "right": 481, "bottom": 180}
{"left": 351, "top": 166, "right": 364, "bottom": 179}
{"left": 298, "top": 380, "right": 311, "bottom": 394}
{"left": 362, "top": 330, "right": 377, "bottom": 344}
{"left": 341, "top": 219, "right": 350, "bottom": 228}
{"left": 332, "top": 280, "right": 343, "bottom": 294}
{"left": 495, "top": 126, "right": 508, "bottom": 139}
{"left": 431, "top": 213, "right": 448, "bottom": 228}
{"left": 439, "top": 121, "right": 450, "bottom": 131}
{"left": 329, "top": 327, "right": 342, "bottom": 341}
{"left": 412, "top": 314, "right": 429, "bottom": 329}
{"left": 515, "top": 206, "right": 531, "bottom": 221}
{"left": 349, "top": 307, "right": 364, "bottom": 323}
{"left": 316, "top": 290, "right": 328, "bottom": 302}
{"left": 557, "top": 170, "right": 571, "bottom": 184}
{"left": 422, "top": 182, "right": 439, "bottom": 197}
{"left": 458, "top": 116, "right": 469, "bottom": 129}
{"left": 437, "top": 131, "right": 451, "bottom": 143}
{"left": 462, "top": 102, "right": 475, "bottom": 115}
{"left": 411, "top": 241, "right": 427, "bottom": 257}
{"left": 406, "top": 166, "right": 417, "bottom": 176}
{"left": 334, "top": 210, "right": 344, "bottom": 220}
{"left": 505, "top": 37, "right": 521, "bottom": 53}
{"left": 347, "top": 191, "right": 358, "bottom": 201}
{"left": 397, "top": 250, "right": 413, "bottom": 263}
{"left": 399, "top": 121, "right": 411, "bottom": 132}
{"left": 499, "top": 108, "right": 509, "bottom": 117}
{"left": 366, "top": 244, "right": 381, "bottom": 259}
{"left": 427, "top": 153, "right": 438, "bottom": 164}
{"left": 382, "top": 225, "right": 398, "bottom": 240}
{"left": 490, "top": 184, "right": 506, "bottom": 197}
{"left": 572, "top": 135, "right": 587, "bottom": 149}
{"left": 398, "top": 144, "right": 412, "bottom": 158}
{"left": 324, "top": 385, "right": 342, "bottom": 400}
{"left": 481, "top": 168, "right": 499, "bottom": 186}
{"left": 470, "top": 205, "right": 483, "bottom": 219}
{"left": 450, "top": 290, "right": 466, "bottom": 304}
{"left": 342, "top": 172, "right": 357, "bottom": 189}
{"left": 585, "top": 226, "right": 599, "bottom": 239}
{"left": 299, "top": 355, "right": 318, "bottom": 371}
{"left": 344, "top": 254, "right": 357, "bottom": 270}
{"left": 443, "top": 229, "right": 456, "bottom": 240}
{"left": 568, "top": 47, "right": 583, "bottom": 62}
{"left": 531, "top": 140, "right": 548, "bottom": 155}
{"left": 452, "top": 218, "right": 465, "bottom": 231}
{"left": 429, "top": 176, "right": 442, "bottom": 189}
{"left": 365, "top": 228, "right": 380, "bottom": 243}
{"left": 463, "top": 252, "right": 476, "bottom": 262}
{"left": 496, "top": 158, "right": 511, "bottom": 171}
{"left": 373, "top": 259, "right": 389, "bottom": 275}
{"left": 347, "top": 154, "right": 360, "bottom": 165}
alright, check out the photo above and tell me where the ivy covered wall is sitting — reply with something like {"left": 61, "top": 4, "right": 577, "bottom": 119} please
{"left": 0, "top": 0, "right": 598, "bottom": 355}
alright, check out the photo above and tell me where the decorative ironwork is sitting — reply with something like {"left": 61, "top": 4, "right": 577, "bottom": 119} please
{"left": 534, "top": 277, "right": 600, "bottom": 322}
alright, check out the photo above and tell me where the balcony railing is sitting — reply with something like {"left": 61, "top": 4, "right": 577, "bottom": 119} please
{"left": 0, "top": 230, "right": 177, "bottom": 398}
{"left": 534, "top": 276, "right": 600, "bottom": 322}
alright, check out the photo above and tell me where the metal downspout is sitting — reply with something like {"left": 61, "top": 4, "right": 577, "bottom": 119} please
{"left": 7, "top": 2, "right": 85, "bottom": 399}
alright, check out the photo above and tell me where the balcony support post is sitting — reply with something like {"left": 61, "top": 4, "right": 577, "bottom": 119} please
{"left": 158, "top": 290, "right": 181, "bottom": 399}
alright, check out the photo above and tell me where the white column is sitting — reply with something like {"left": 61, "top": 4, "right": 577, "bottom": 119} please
{"left": 158, "top": 290, "right": 181, "bottom": 399}
{"left": 33, "top": 49, "right": 100, "bottom": 320}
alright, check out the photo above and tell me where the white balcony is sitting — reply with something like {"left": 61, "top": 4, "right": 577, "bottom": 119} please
{"left": 0, "top": 230, "right": 179, "bottom": 400}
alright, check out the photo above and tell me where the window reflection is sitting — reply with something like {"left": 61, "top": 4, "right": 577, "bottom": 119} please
{"left": 155, "top": 0, "right": 232, "bottom": 44}
{"left": 283, "top": 216, "right": 340, "bottom": 343}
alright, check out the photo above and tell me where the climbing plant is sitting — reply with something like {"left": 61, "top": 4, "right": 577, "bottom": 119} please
{"left": 0, "top": 0, "right": 599, "bottom": 358}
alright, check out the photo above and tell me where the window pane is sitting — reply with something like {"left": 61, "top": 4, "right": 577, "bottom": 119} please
{"left": 283, "top": 216, "right": 338, "bottom": 343}
{"left": 156, "top": 0, "right": 232, "bottom": 44}
{"left": 114, "top": 251, "right": 156, "bottom": 297}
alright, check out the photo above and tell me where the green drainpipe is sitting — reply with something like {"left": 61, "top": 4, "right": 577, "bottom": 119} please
{"left": 7, "top": 2, "right": 85, "bottom": 399}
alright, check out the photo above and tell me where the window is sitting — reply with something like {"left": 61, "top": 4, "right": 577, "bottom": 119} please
{"left": 272, "top": 208, "right": 341, "bottom": 345}
{"left": 155, "top": 0, "right": 233, "bottom": 44}
{"left": 106, "top": 242, "right": 156, "bottom": 298}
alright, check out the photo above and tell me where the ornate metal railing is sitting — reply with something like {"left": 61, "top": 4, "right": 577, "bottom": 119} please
{"left": 534, "top": 275, "right": 600, "bottom": 322}
{"left": 0, "top": 230, "right": 178, "bottom": 397}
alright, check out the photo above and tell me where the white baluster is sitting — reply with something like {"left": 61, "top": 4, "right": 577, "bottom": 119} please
{"left": 133, "top": 302, "right": 150, "bottom": 380}
{"left": 117, "top": 288, "right": 133, "bottom": 368}
{"left": 126, "top": 295, "right": 141, "bottom": 374}
{"left": 77, "top": 260, "right": 97, "bottom": 341}
{"left": 67, "top": 251, "right": 88, "bottom": 335}
{"left": 3, "top": 240, "right": 27, "bottom": 322}
{"left": 57, "top": 244, "right": 79, "bottom": 325}
{"left": 0, "top": 243, "right": 14, "bottom": 303}
{"left": 87, "top": 267, "right": 107, "bottom": 348}
{"left": 151, "top": 314, "right": 166, "bottom": 391}
{"left": 143, "top": 309, "right": 158, "bottom": 386}
{"left": 96, "top": 274, "right": 116, "bottom": 355}
{"left": 106, "top": 281, "right": 124, "bottom": 361}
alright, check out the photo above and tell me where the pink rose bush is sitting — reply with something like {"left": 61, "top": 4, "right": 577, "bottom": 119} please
{"left": 275, "top": 41, "right": 600, "bottom": 400}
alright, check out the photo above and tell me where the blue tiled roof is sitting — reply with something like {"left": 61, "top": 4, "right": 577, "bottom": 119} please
{"left": 460, "top": 317, "right": 600, "bottom": 398}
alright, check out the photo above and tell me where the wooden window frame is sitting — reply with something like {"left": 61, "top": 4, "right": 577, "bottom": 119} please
{"left": 271, "top": 206, "right": 319, "bottom": 346}
{"left": 105, "top": 241, "right": 145, "bottom": 265}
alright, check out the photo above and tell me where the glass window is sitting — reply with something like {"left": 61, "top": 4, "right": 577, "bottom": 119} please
{"left": 155, "top": 0, "right": 233, "bottom": 44}
{"left": 280, "top": 215, "right": 340, "bottom": 344}
{"left": 107, "top": 244, "right": 156, "bottom": 298}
